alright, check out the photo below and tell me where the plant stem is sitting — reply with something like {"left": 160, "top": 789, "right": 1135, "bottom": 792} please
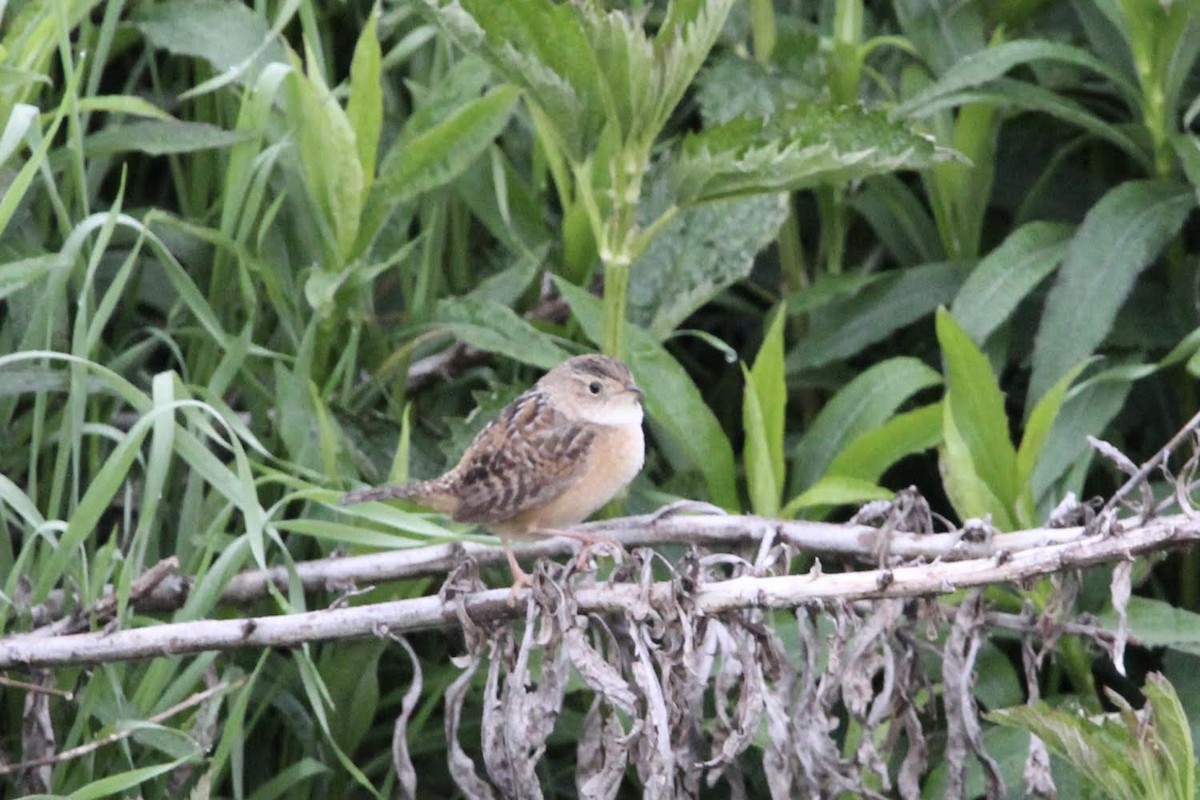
{"left": 603, "top": 257, "right": 630, "bottom": 358}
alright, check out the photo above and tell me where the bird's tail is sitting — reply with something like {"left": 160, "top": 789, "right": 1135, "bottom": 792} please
{"left": 339, "top": 479, "right": 456, "bottom": 513}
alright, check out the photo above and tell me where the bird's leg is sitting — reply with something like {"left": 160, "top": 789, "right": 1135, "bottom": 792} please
{"left": 504, "top": 543, "right": 534, "bottom": 606}
{"left": 534, "top": 527, "right": 625, "bottom": 571}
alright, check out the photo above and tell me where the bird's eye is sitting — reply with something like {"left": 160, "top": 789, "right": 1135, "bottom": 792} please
{"left": 588, "top": 381, "right": 602, "bottom": 395}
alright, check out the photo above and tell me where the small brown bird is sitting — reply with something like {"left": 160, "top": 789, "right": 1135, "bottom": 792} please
{"left": 341, "top": 354, "right": 645, "bottom": 585}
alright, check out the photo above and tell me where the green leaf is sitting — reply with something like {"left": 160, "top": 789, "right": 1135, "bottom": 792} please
{"left": 432, "top": 296, "right": 571, "bottom": 370}
{"left": 790, "top": 357, "right": 942, "bottom": 493}
{"left": 989, "top": 670, "right": 1195, "bottom": 800}
{"left": 422, "top": 0, "right": 734, "bottom": 161}
{"left": 1100, "top": 597, "right": 1200, "bottom": 657}
{"left": 421, "top": 0, "right": 606, "bottom": 161}
{"left": 245, "top": 758, "right": 330, "bottom": 800}
{"left": 0, "top": 253, "right": 65, "bottom": 302}
{"left": 694, "top": 39, "right": 823, "bottom": 125}
{"left": 1013, "top": 360, "right": 1089, "bottom": 526}
{"left": 134, "top": 0, "right": 287, "bottom": 76}
{"left": 555, "top": 277, "right": 739, "bottom": 510}
{"left": 940, "top": 401, "right": 1015, "bottom": 529}
{"left": 346, "top": 4, "right": 383, "bottom": 200}
{"left": 904, "top": 79, "right": 1150, "bottom": 170}
{"left": 74, "top": 94, "right": 174, "bottom": 120}
{"left": 936, "top": 307, "right": 1018, "bottom": 527}
{"left": 741, "top": 364, "right": 778, "bottom": 515}
{"left": 827, "top": 402, "right": 943, "bottom": 484}
{"left": 950, "top": 221, "right": 1073, "bottom": 344}
{"left": 750, "top": 308, "right": 787, "bottom": 491}
{"left": 374, "top": 84, "right": 519, "bottom": 207}
{"left": 788, "top": 260, "right": 969, "bottom": 370}
{"left": 1142, "top": 672, "right": 1196, "bottom": 800}
{"left": 852, "top": 174, "right": 944, "bottom": 266}
{"left": 67, "top": 758, "right": 189, "bottom": 800}
{"left": 84, "top": 120, "right": 249, "bottom": 156}
{"left": 987, "top": 703, "right": 1138, "bottom": 797}
{"left": 323, "top": 640, "right": 385, "bottom": 755}
{"left": 1173, "top": 134, "right": 1200, "bottom": 204}
{"left": 674, "top": 103, "right": 953, "bottom": 205}
{"left": 894, "top": 39, "right": 1139, "bottom": 118}
{"left": 1031, "top": 372, "right": 1133, "bottom": 507}
{"left": 287, "top": 42, "right": 364, "bottom": 261}
{"left": 781, "top": 475, "right": 893, "bottom": 516}
{"left": 1028, "top": 181, "right": 1195, "bottom": 404}
{"left": 741, "top": 308, "right": 787, "bottom": 515}
{"left": 628, "top": 180, "right": 788, "bottom": 338}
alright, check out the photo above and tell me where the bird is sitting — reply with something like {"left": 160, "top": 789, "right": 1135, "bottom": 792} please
{"left": 340, "top": 354, "right": 645, "bottom": 586}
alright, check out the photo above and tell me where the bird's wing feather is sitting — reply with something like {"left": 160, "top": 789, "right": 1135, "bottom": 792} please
{"left": 452, "top": 389, "right": 595, "bottom": 524}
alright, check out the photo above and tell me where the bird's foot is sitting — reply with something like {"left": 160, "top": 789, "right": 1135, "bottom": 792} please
{"left": 505, "top": 546, "right": 534, "bottom": 607}
{"left": 534, "top": 527, "right": 625, "bottom": 572}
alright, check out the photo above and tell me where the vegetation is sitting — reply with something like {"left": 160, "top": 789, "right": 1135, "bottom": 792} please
{"left": 2, "top": 0, "right": 1200, "bottom": 796}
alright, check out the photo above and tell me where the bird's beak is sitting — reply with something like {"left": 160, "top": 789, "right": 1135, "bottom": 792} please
{"left": 625, "top": 383, "right": 643, "bottom": 398}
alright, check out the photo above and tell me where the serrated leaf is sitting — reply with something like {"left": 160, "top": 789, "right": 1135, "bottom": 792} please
{"left": 790, "top": 357, "right": 942, "bottom": 493}
{"left": 674, "top": 103, "right": 952, "bottom": 205}
{"left": 936, "top": 308, "right": 1018, "bottom": 526}
{"left": 828, "top": 402, "right": 943, "bottom": 484}
{"left": 629, "top": 171, "right": 788, "bottom": 336}
{"left": 375, "top": 85, "right": 519, "bottom": 207}
{"left": 788, "top": 260, "right": 969, "bottom": 370}
{"left": 1142, "top": 672, "right": 1196, "bottom": 800}
{"left": 1028, "top": 180, "right": 1195, "bottom": 405}
{"left": 951, "top": 221, "right": 1072, "bottom": 344}
{"left": 555, "top": 277, "right": 739, "bottom": 510}
{"left": 987, "top": 704, "right": 1135, "bottom": 792}
{"left": 420, "top": 0, "right": 605, "bottom": 160}
{"left": 694, "top": 36, "right": 823, "bottom": 125}
{"left": 422, "top": 0, "right": 734, "bottom": 161}
{"left": 432, "top": 296, "right": 570, "bottom": 371}
{"left": 84, "top": 120, "right": 249, "bottom": 156}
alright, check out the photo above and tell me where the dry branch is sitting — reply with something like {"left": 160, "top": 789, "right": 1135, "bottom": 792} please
{"left": 1, "top": 512, "right": 1193, "bottom": 670}
{"left": 23, "top": 502, "right": 1089, "bottom": 622}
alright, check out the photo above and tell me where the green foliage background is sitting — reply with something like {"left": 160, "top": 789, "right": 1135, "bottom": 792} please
{"left": 2, "top": 0, "right": 1200, "bottom": 796}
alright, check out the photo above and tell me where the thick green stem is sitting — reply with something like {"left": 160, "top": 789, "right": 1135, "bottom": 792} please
{"left": 816, "top": 185, "right": 847, "bottom": 276}
{"left": 603, "top": 257, "right": 630, "bottom": 358}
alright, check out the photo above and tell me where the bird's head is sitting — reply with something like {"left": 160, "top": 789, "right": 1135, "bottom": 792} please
{"left": 540, "top": 354, "right": 644, "bottom": 427}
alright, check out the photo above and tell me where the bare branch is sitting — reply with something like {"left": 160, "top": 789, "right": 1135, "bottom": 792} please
{"left": 2, "top": 513, "right": 1194, "bottom": 670}
{"left": 1095, "top": 406, "right": 1200, "bottom": 521}
{"left": 19, "top": 509, "right": 1093, "bottom": 624}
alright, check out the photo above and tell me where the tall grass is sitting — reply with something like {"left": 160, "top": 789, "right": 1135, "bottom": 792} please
{"left": 2, "top": 0, "right": 1200, "bottom": 796}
